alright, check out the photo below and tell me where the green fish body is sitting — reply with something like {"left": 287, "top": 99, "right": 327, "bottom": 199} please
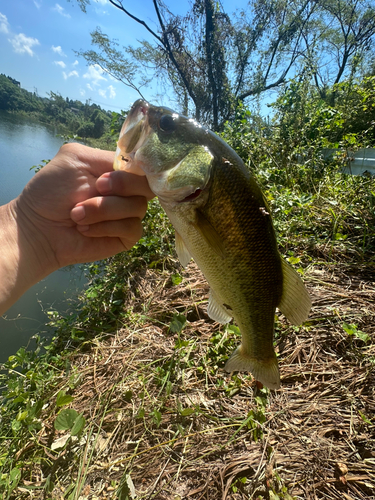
{"left": 114, "top": 100, "right": 311, "bottom": 389}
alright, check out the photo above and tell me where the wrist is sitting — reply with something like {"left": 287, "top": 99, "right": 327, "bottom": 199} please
{"left": 0, "top": 199, "right": 58, "bottom": 316}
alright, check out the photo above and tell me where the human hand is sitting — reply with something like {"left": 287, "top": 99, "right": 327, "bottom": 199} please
{"left": 13, "top": 142, "right": 154, "bottom": 272}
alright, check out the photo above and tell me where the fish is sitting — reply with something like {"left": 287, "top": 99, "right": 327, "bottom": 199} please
{"left": 114, "top": 99, "right": 311, "bottom": 389}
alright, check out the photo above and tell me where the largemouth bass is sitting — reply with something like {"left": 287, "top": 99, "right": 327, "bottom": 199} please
{"left": 114, "top": 99, "right": 311, "bottom": 389}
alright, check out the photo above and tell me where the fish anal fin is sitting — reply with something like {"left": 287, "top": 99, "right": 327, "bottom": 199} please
{"left": 278, "top": 258, "right": 311, "bottom": 325}
{"left": 207, "top": 289, "right": 232, "bottom": 324}
{"left": 193, "top": 210, "right": 225, "bottom": 258}
{"left": 225, "top": 345, "right": 280, "bottom": 390}
{"left": 175, "top": 231, "right": 192, "bottom": 268}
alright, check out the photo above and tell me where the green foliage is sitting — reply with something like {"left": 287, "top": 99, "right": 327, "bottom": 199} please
{"left": 1, "top": 70, "right": 375, "bottom": 498}
{"left": 110, "top": 110, "right": 126, "bottom": 136}
{"left": 30, "top": 159, "right": 50, "bottom": 173}
{"left": 272, "top": 76, "right": 375, "bottom": 151}
{"left": 56, "top": 390, "right": 75, "bottom": 407}
{"left": 54, "top": 408, "right": 86, "bottom": 436}
{"left": 169, "top": 313, "right": 187, "bottom": 333}
{"left": 0, "top": 75, "right": 113, "bottom": 139}
{"left": 77, "top": 0, "right": 375, "bottom": 129}
{"left": 0, "top": 74, "right": 43, "bottom": 113}
{"left": 0, "top": 339, "right": 68, "bottom": 497}
{"left": 221, "top": 76, "right": 375, "bottom": 261}
{"left": 342, "top": 322, "right": 371, "bottom": 343}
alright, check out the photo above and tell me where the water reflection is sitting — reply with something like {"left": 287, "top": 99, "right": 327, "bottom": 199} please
{"left": 0, "top": 111, "right": 87, "bottom": 362}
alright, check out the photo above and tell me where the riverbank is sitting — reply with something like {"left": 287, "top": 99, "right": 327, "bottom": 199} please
{"left": 0, "top": 165, "right": 374, "bottom": 498}
{"left": 1, "top": 255, "right": 374, "bottom": 499}
{"left": 1, "top": 108, "right": 118, "bottom": 155}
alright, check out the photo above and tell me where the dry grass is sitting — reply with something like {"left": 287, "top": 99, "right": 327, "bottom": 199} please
{"left": 35, "top": 259, "right": 375, "bottom": 500}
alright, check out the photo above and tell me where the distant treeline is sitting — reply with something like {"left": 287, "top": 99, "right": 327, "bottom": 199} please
{"left": 0, "top": 74, "right": 122, "bottom": 140}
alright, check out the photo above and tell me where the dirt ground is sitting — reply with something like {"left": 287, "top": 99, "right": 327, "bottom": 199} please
{"left": 43, "top": 258, "right": 375, "bottom": 500}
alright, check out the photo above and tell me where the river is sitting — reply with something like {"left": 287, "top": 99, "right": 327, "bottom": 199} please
{"left": 0, "top": 111, "right": 87, "bottom": 363}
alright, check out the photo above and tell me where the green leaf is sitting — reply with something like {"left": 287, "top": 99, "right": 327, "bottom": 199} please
{"left": 342, "top": 322, "right": 356, "bottom": 335}
{"left": 334, "top": 232, "right": 347, "bottom": 241}
{"left": 56, "top": 390, "right": 74, "bottom": 407}
{"left": 180, "top": 408, "right": 195, "bottom": 416}
{"left": 171, "top": 273, "right": 183, "bottom": 286}
{"left": 70, "top": 413, "right": 86, "bottom": 436}
{"left": 11, "top": 420, "right": 22, "bottom": 433}
{"left": 151, "top": 410, "right": 162, "bottom": 427}
{"left": 358, "top": 410, "right": 372, "bottom": 424}
{"left": 16, "top": 410, "right": 29, "bottom": 421}
{"left": 226, "top": 325, "right": 240, "bottom": 336}
{"left": 124, "top": 390, "right": 133, "bottom": 402}
{"left": 169, "top": 313, "right": 187, "bottom": 333}
{"left": 342, "top": 322, "right": 370, "bottom": 342}
{"left": 354, "top": 331, "right": 371, "bottom": 343}
{"left": 287, "top": 255, "right": 301, "bottom": 265}
{"left": 9, "top": 468, "right": 21, "bottom": 490}
{"left": 54, "top": 409, "right": 79, "bottom": 431}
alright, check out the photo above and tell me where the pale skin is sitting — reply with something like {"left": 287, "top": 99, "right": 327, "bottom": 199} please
{"left": 0, "top": 142, "right": 154, "bottom": 316}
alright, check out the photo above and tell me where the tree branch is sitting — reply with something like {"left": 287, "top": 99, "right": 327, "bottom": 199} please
{"left": 108, "top": 0, "right": 163, "bottom": 44}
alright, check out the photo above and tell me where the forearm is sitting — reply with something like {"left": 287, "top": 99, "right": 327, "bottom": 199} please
{"left": 0, "top": 200, "right": 57, "bottom": 316}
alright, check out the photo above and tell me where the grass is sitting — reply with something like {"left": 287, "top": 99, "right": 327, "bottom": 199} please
{"left": 0, "top": 127, "right": 374, "bottom": 498}
{"left": 1, "top": 253, "right": 374, "bottom": 499}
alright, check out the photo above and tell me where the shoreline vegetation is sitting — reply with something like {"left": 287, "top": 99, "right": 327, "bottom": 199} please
{"left": 0, "top": 74, "right": 123, "bottom": 150}
{"left": 0, "top": 75, "right": 374, "bottom": 499}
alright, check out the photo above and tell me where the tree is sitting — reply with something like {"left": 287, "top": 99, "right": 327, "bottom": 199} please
{"left": 300, "top": 0, "right": 375, "bottom": 102}
{"left": 0, "top": 74, "right": 43, "bottom": 112}
{"left": 73, "top": 0, "right": 375, "bottom": 129}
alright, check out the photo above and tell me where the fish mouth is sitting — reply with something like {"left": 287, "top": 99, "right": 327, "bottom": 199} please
{"left": 178, "top": 188, "right": 203, "bottom": 203}
{"left": 113, "top": 100, "right": 150, "bottom": 175}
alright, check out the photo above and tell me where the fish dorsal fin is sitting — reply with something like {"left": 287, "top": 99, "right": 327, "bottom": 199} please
{"left": 278, "top": 258, "right": 311, "bottom": 325}
{"left": 175, "top": 231, "right": 192, "bottom": 268}
{"left": 193, "top": 210, "right": 226, "bottom": 259}
{"left": 207, "top": 289, "right": 232, "bottom": 324}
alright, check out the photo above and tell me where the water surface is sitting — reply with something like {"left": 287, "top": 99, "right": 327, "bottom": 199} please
{"left": 0, "top": 111, "right": 87, "bottom": 362}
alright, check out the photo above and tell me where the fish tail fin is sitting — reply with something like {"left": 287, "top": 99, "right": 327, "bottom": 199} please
{"left": 224, "top": 345, "right": 280, "bottom": 390}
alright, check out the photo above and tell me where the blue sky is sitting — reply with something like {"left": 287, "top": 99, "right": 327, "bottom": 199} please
{"left": 0, "top": 0, "right": 248, "bottom": 112}
{"left": 0, "top": 0, "right": 162, "bottom": 111}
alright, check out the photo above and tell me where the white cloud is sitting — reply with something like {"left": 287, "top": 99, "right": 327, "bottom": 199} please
{"left": 98, "top": 89, "right": 106, "bottom": 98}
{"left": 83, "top": 64, "right": 107, "bottom": 86}
{"left": 94, "top": 0, "right": 108, "bottom": 4}
{"left": 54, "top": 60, "right": 66, "bottom": 69}
{"left": 80, "top": 88, "right": 86, "bottom": 96}
{"left": 86, "top": 83, "right": 93, "bottom": 91}
{"left": 34, "top": 1, "right": 42, "bottom": 8}
{"left": 9, "top": 33, "right": 40, "bottom": 56}
{"left": 63, "top": 70, "right": 79, "bottom": 80}
{"left": 51, "top": 45, "right": 66, "bottom": 57}
{"left": 108, "top": 85, "right": 116, "bottom": 99}
{"left": 53, "top": 3, "right": 71, "bottom": 18}
{"left": 72, "top": 60, "right": 79, "bottom": 67}
{"left": 0, "top": 13, "right": 9, "bottom": 34}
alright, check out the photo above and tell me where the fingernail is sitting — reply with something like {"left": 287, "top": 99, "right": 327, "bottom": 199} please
{"left": 71, "top": 205, "right": 86, "bottom": 222}
{"left": 97, "top": 174, "right": 113, "bottom": 194}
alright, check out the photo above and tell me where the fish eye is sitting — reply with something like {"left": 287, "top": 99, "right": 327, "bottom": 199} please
{"left": 159, "top": 114, "right": 177, "bottom": 133}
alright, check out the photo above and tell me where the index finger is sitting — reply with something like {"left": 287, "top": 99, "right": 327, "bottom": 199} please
{"left": 96, "top": 170, "right": 155, "bottom": 201}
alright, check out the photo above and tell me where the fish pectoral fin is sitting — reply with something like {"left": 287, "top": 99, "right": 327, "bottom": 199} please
{"left": 278, "top": 258, "right": 311, "bottom": 325}
{"left": 175, "top": 231, "right": 192, "bottom": 268}
{"left": 225, "top": 346, "right": 280, "bottom": 390}
{"left": 193, "top": 210, "right": 226, "bottom": 258}
{"left": 207, "top": 289, "right": 232, "bottom": 324}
